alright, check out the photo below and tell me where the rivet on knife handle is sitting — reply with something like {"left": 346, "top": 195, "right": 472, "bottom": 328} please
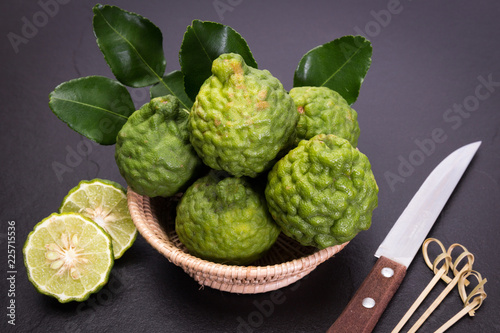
{"left": 326, "top": 256, "right": 406, "bottom": 333}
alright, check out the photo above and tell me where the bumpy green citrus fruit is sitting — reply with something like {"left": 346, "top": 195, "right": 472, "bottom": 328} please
{"left": 289, "top": 86, "right": 360, "bottom": 146}
{"left": 175, "top": 171, "right": 280, "bottom": 265}
{"left": 115, "top": 95, "right": 203, "bottom": 197}
{"left": 189, "top": 53, "right": 298, "bottom": 178}
{"left": 265, "top": 134, "right": 378, "bottom": 249}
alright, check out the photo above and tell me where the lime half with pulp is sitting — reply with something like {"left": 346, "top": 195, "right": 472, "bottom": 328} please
{"left": 23, "top": 212, "right": 114, "bottom": 303}
{"left": 59, "top": 179, "right": 137, "bottom": 259}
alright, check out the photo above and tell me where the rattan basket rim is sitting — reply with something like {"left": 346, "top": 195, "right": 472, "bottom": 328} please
{"left": 127, "top": 187, "right": 348, "bottom": 293}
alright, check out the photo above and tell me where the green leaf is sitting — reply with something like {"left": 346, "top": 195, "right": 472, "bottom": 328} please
{"left": 293, "top": 35, "right": 372, "bottom": 105}
{"left": 49, "top": 76, "right": 136, "bottom": 145}
{"left": 150, "top": 70, "right": 193, "bottom": 110}
{"left": 180, "top": 20, "right": 258, "bottom": 101}
{"left": 92, "top": 4, "right": 166, "bottom": 87}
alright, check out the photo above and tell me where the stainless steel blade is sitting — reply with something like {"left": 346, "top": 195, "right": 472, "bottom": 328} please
{"left": 374, "top": 141, "right": 481, "bottom": 267}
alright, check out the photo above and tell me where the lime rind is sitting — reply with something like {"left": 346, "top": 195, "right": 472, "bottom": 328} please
{"left": 59, "top": 179, "right": 137, "bottom": 259}
{"left": 23, "top": 212, "right": 114, "bottom": 303}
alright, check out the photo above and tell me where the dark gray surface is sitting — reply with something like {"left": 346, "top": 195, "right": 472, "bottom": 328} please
{"left": 1, "top": 0, "right": 499, "bottom": 332}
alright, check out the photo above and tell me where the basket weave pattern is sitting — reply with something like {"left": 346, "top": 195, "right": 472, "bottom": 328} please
{"left": 127, "top": 188, "right": 348, "bottom": 294}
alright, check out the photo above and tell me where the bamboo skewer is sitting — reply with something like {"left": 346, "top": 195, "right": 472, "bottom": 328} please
{"left": 391, "top": 239, "right": 451, "bottom": 333}
{"left": 392, "top": 238, "right": 486, "bottom": 333}
{"left": 434, "top": 270, "right": 487, "bottom": 333}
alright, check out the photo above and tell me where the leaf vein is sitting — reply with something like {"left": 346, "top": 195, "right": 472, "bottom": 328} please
{"left": 52, "top": 97, "right": 128, "bottom": 120}
{"left": 191, "top": 25, "right": 214, "bottom": 65}
{"left": 320, "top": 45, "right": 364, "bottom": 87}
{"left": 96, "top": 9, "right": 162, "bottom": 83}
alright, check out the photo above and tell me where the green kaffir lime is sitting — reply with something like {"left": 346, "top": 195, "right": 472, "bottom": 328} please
{"left": 265, "top": 134, "right": 378, "bottom": 249}
{"left": 189, "top": 53, "right": 298, "bottom": 178}
{"left": 175, "top": 171, "right": 281, "bottom": 265}
{"left": 115, "top": 95, "right": 204, "bottom": 197}
{"left": 59, "top": 179, "right": 137, "bottom": 259}
{"left": 289, "top": 86, "right": 360, "bottom": 146}
{"left": 23, "top": 213, "right": 114, "bottom": 303}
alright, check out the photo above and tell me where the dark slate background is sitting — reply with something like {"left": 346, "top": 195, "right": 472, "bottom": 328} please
{"left": 1, "top": 0, "right": 499, "bottom": 332}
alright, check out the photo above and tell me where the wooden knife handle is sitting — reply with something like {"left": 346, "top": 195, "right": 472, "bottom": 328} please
{"left": 327, "top": 256, "right": 407, "bottom": 333}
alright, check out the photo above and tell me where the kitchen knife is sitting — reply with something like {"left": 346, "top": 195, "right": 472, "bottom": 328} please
{"left": 326, "top": 141, "right": 481, "bottom": 333}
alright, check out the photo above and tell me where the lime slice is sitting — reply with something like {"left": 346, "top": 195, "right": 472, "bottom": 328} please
{"left": 59, "top": 179, "right": 137, "bottom": 259}
{"left": 23, "top": 212, "right": 114, "bottom": 303}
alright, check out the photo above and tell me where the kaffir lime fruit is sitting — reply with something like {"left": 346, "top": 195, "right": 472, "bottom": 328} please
{"left": 265, "top": 134, "right": 378, "bottom": 249}
{"left": 59, "top": 179, "right": 136, "bottom": 259}
{"left": 175, "top": 171, "right": 281, "bottom": 265}
{"left": 23, "top": 213, "right": 114, "bottom": 303}
{"left": 189, "top": 53, "right": 298, "bottom": 178}
{"left": 115, "top": 95, "right": 203, "bottom": 197}
{"left": 289, "top": 86, "right": 360, "bottom": 146}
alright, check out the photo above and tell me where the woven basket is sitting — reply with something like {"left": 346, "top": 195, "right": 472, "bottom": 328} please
{"left": 127, "top": 187, "right": 348, "bottom": 294}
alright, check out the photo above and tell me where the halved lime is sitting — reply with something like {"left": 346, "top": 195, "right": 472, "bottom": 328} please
{"left": 59, "top": 179, "right": 137, "bottom": 259}
{"left": 23, "top": 212, "right": 114, "bottom": 303}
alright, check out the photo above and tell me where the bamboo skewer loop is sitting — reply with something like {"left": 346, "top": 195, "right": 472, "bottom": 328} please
{"left": 392, "top": 238, "right": 486, "bottom": 333}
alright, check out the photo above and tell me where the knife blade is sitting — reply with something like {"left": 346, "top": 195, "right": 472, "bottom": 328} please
{"left": 326, "top": 141, "right": 481, "bottom": 333}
